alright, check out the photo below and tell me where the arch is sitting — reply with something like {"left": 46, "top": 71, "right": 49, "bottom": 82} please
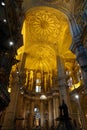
{"left": 22, "top": 5, "right": 83, "bottom": 57}
{"left": 23, "top": 4, "right": 81, "bottom": 40}
{"left": 20, "top": 6, "right": 76, "bottom": 72}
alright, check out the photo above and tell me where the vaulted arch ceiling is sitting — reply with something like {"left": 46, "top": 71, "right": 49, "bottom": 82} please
{"left": 17, "top": 6, "right": 76, "bottom": 72}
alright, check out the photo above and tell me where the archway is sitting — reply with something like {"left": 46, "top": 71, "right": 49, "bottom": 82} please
{"left": 16, "top": 6, "right": 77, "bottom": 128}
{"left": 17, "top": 6, "right": 75, "bottom": 77}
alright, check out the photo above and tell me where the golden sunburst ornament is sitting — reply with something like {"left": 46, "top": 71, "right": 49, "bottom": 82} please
{"left": 26, "top": 10, "right": 60, "bottom": 41}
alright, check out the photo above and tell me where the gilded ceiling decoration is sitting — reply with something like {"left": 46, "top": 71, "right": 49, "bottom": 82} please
{"left": 27, "top": 12, "right": 60, "bottom": 40}
{"left": 25, "top": 44, "right": 57, "bottom": 71}
{"left": 17, "top": 6, "right": 75, "bottom": 72}
{"left": 25, "top": 8, "right": 63, "bottom": 43}
{"left": 24, "top": 7, "right": 71, "bottom": 52}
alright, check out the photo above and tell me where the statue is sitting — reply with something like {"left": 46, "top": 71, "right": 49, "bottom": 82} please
{"left": 56, "top": 100, "right": 75, "bottom": 130}
{"left": 60, "top": 100, "right": 69, "bottom": 118}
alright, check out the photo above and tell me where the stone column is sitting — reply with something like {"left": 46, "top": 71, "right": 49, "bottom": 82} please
{"left": 30, "top": 100, "right": 34, "bottom": 128}
{"left": 16, "top": 93, "right": 24, "bottom": 130}
{"left": 1, "top": 72, "right": 19, "bottom": 130}
{"left": 57, "top": 56, "right": 70, "bottom": 107}
{"left": 55, "top": 94, "right": 60, "bottom": 126}
{"left": 40, "top": 101, "right": 44, "bottom": 127}
{"left": 70, "top": 37, "right": 87, "bottom": 85}
{"left": 20, "top": 52, "right": 26, "bottom": 70}
{"left": 48, "top": 96, "right": 53, "bottom": 128}
{"left": 53, "top": 94, "right": 56, "bottom": 127}
{"left": 53, "top": 92, "right": 59, "bottom": 127}
{"left": 74, "top": 96, "right": 87, "bottom": 130}
{"left": 69, "top": 15, "right": 87, "bottom": 129}
{"left": 1, "top": 52, "right": 27, "bottom": 130}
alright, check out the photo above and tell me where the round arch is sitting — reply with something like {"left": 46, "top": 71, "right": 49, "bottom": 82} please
{"left": 19, "top": 6, "right": 77, "bottom": 72}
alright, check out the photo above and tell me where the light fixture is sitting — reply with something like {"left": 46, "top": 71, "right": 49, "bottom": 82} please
{"left": 16, "top": 71, "right": 19, "bottom": 74}
{"left": 3, "top": 19, "right": 7, "bottom": 23}
{"left": 9, "top": 41, "right": 14, "bottom": 46}
{"left": 75, "top": 94, "right": 79, "bottom": 99}
{"left": 8, "top": 87, "right": 11, "bottom": 93}
{"left": 1, "top": 1, "right": 5, "bottom": 6}
{"left": 40, "top": 94, "right": 47, "bottom": 100}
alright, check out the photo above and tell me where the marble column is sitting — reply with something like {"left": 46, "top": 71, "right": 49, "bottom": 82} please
{"left": 1, "top": 72, "right": 19, "bottom": 130}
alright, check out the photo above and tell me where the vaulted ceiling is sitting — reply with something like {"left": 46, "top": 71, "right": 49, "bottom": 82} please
{"left": 17, "top": 6, "right": 76, "bottom": 72}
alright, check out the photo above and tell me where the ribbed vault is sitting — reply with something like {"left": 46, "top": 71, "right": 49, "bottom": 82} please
{"left": 17, "top": 6, "right": 75, "bottom": 72}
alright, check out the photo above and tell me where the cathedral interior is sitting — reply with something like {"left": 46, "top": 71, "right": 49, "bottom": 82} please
{"left": 0, "top": 0, "right": 87, "bottom": 130}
